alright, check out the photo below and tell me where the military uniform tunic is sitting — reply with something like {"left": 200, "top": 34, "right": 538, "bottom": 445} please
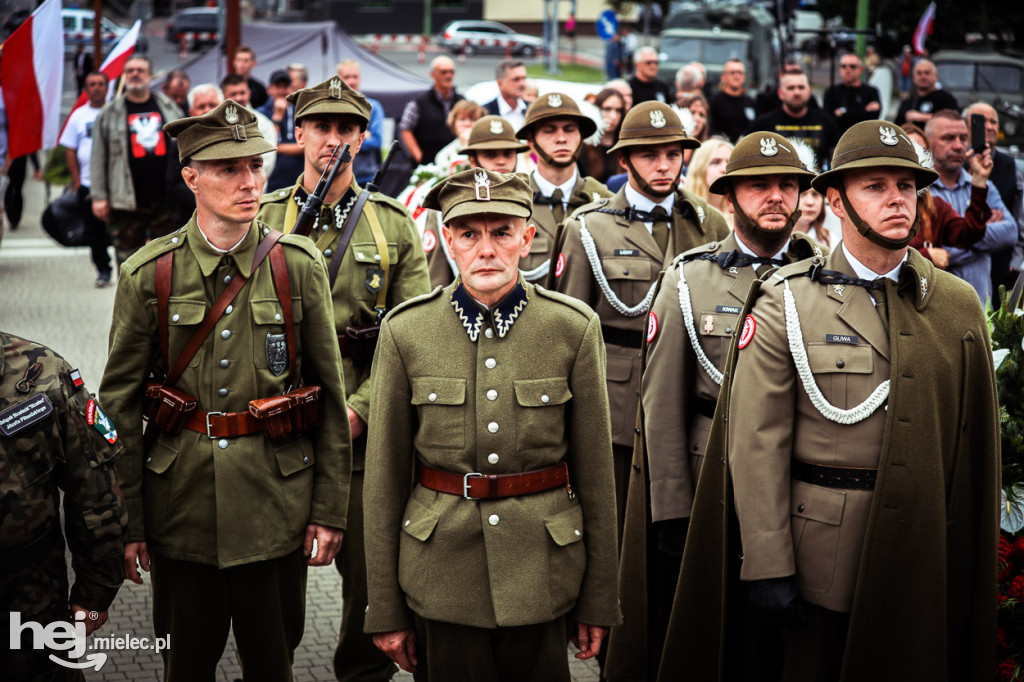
{"left": 257, "top": 176, "right": 430, "bottom": 470}
{"left": 364, "top": 279, "right": 621, "bottom": 633}
{"left": 527, "top": 174, "right": 613, "bottom": 283}
{"left": 100, "top": 217, "right": 351, "bottom": 568}
{"left": 552, "top": 187, "right": 730, "bottom": 448}
{"left": 1, "top": 333, "right": 126, "bottom": 678}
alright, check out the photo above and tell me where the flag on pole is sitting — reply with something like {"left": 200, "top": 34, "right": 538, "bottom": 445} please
{"left": 59, "top": 19, "right": 142, "bottom": 138}
{"left": 0, "top": 0, "right": 64, "bottom": 158}
{"left": 913, "top": 2, "right": 936, "bottom": 56}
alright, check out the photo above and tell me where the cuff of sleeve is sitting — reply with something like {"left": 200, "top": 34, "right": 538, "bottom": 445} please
{"left": 310, "top": 482, "right": 349, "bottom": 531}
{"left": 70, "top": 578, "right": 122, "bottom": 612}
{"left": 364, "top": 588, "right": 415, "bottom": 633}
{"left": 737, "top": 530, "right": 796, "bottom": 581}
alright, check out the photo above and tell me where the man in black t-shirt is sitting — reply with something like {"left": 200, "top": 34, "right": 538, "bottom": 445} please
{"left": 628, "top": 47, "right": 674, "bottom": 105}
{"left": 748, "top": 71, "right": 838, "bottom": 165}
{"left": 232, "top": 45, "right": 268, "bottom": 109}
{"left": 895, "top": 59, "right": 958, "bottom": 127}
{"left": 91, "top": 56, "right": 183, "bottom": 265}
{"left": 708, "top": 59, "right": 757, "bottom": 142}
{"left": 823, "top": 53, "right": 881, "bottom": 135}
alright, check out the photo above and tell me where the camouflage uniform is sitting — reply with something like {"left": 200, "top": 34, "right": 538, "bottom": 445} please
{"left": 0, "top": 332, "right": 126, "bottom": 681}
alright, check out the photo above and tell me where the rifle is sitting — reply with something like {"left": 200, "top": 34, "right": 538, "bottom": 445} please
{"left": 366, "top": 139, "right": 402, "bottom": 194}
{"left": 291, "top": 143, "right": 352, "bottom": 237}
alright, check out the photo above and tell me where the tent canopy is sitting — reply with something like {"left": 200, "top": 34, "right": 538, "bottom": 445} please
{"left": 168, "top": 21, "right": 430, "bottom": 118}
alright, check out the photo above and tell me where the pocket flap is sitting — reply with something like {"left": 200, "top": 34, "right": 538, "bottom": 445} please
{"left": 602, "top": 257, "right": 652, "bottom": 281}
{"left": 275, "top": 440, "right": 315, "bottom": 477}
{"left": 411, "top": 377, "right": 466, "bottom": 406}
{"left": 544, "top": 504, "right": 585, "bottom": 546}
{"left": 697, "top": 311, "right": 740, "bottom": 338}
{"left": 605, "top": 354, "right": 634, "bottom": 383}
{"left": 806, "top": 343, "right": 873, "bottom": 374}
{"left": 514, "top": 378, "right": 572, "bottom": 407}
{"left": 790, "top": 480, "right": 846, "bottom": 526}
{"left": 530, "top": 234, "right": 551, "bottom": 254}
{"left": 251, "top": 298, "right": 303, "bottom": 325}
{"left": 351, "top": 241, "right": 399, "bottom": 265}
{"left": 402, "top": 497, "right": 440, "bottom": 541}
{"left": 145, "top": 439, "right": 178, "bottom": 475}
{"left": 167, "top": 298, "right": 206, "bottom": 326}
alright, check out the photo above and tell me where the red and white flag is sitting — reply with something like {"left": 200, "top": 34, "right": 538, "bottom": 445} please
{"left": 60, "top": 19, "right": 142, "bottom": 137}
{"left": 913, "top": 2, "right": 936, "bottom": 56}
{"left": 0, "top": 0, "right": 64, "bottom": 158}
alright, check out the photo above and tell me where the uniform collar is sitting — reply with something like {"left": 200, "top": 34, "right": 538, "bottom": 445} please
{"left": 292, "top": 174, "right": 361, "bottom": 210}
{"left": 625, "top": 182, "right": 674, "bottom": 221}
{"left": 450, "top": 277, "right": 530, "bottom": 342}
{"left": 841, "top": 241, "right": 907, "bottom": 282}
{"left": 187, "top": 216, "right": 259, "bottom": 278}
{"left": 735, "top": 232, "right": 790, "bottom": 260}
{"left": 533, "top": 169, "right": 578, "bottom": 200}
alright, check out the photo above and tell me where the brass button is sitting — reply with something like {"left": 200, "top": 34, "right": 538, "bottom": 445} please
{"left": 836, "top": 359, "right": 845, "bottom": 368}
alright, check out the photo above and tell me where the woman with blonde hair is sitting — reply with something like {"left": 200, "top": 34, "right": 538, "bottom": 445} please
{"left": 684, "top": 138, "right": 734, "bottom": 227}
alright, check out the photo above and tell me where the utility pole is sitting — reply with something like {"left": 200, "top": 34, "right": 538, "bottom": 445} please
{"left": 855, "top": 0, "right": 869, "bottom": 57}
{"left": 226, "top": 0, "right": 241, "bottom": 74}
{"left": 93, "top": 0, "right": 103, "bottom": 64}
{"left": 424, "top": 0, "right": 432, "bottom": 38}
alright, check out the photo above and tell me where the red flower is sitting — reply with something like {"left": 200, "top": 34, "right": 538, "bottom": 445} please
{"left": 996, "top": 659, "right": 1020, "bottom": 682}
{"left": 1010, "top": 575, "right": 1024, "bottom": 601}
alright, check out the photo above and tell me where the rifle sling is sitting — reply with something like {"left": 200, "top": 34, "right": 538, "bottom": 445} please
{"left": 328, "top": 187, "right": 371, "bottom": 287}
{"left": 268, "top": 239, "right": 297, "bottom": 387}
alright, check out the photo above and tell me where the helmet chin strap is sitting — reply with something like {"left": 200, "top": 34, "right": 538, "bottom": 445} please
{"left": 623, "top": 154, "right": 682, "bottom": 199}
{"left": 531, "top": 135, "right": 580, "bottom": 169}
{"left": 837, "top": 185, "right": 918, "bottom": 250}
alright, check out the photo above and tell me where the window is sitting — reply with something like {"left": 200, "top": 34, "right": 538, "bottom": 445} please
{"left": 977, "top": 64, "right": 1021, "bottom": 92}
{"left": 935, "top": 62, "right": 974, "bottom": 90}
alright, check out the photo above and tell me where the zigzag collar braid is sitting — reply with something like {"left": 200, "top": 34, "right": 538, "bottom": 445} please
{"left": 450, "top": 279, "right": 529, "bottom": 342}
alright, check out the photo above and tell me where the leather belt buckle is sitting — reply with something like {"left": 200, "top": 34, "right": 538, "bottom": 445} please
{"left": 463, "top": 472, "right": 483, "bottom": 499}
{"left": 205, "top": 411, "right": 224, "bottom": 439}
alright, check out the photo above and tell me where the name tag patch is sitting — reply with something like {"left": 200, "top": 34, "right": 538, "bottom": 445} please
{"left": 826, "top": 334, "right": 859, "bottom": 345}
{"left": 613, "top": 249, "right": 640, "bottom": 257}
{"left": 716, "top": 305, "right": 742, "bottom": 314}
{"left": 0, "top": 393, "right": 54, "bottom": 436}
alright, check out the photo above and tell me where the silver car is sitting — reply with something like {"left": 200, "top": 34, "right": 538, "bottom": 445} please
{"left": 437, "top": 20, "right": 542, "bottom": 58}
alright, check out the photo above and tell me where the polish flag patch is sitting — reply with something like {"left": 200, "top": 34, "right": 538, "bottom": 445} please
{"left": 554, "top": 253, "right": 566, "bottom": 278}
{"left": 422, "top": 229, "right": 437, "bottom": 252}
{"left": 646, "top": 312, "right": 658, "bottom": 343}
{"left": 68, "top": 369, "right": 84, "bottom": 388}
{"left": 737, "top": 315, "right": 757, "bottom": 349}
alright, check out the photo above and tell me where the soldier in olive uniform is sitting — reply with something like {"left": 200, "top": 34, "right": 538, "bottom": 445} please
{"left": 1, "top": 333, "right": 126, "bottom": 680}
{"left": 514, "top": 93, "right": 613, "bottom": 284}
{"left": 422, "top": 115, "right": 530, "bottom": 288}
{"left": 659, "top": 121, "right": 1000, "bottom": 681}
{"left": 364, "top": 169, "right": 621, "bottom": 681}
{"left": 607, "top": 132, "right": 824, "bottom": 680}
{"left": 100, "top": 100, "right": 351, "bottom": 682}
{"left": 551, "top": 101, "right": 730, "bottom": 540}
{"left": 255, "top": 76, "right": 430, "bottom": 682}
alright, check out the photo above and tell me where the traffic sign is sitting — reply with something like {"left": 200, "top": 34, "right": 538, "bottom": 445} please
{"left": 596, "top": 10, "right": 618, "bottom": 41}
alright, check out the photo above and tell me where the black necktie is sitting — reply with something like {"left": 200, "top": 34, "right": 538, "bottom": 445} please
{"left": 651, "top": 206, "right": 670, "bottom": 255}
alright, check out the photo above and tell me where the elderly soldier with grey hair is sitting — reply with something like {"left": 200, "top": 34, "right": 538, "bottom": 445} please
{"left": 658, "top": 120, "right": 999, "bottom": 682}
{"left": 100, "top": 100, "right": 351, "bottom": 681}
{"left": 364, "top": 168, "right": 621, "bottom": 681}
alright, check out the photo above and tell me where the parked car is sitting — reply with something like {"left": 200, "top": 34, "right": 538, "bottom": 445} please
{"left": 62, "top": 8, "right": 147, "bottom": 56}
{"left": 165, "top": 7, "right": 220, "bottom": 50}
{"left": 436, "top": 20, "right": 543, "bottom": 58}
{"left": 932, "top": 50, "right": 1024, "bottom": 140}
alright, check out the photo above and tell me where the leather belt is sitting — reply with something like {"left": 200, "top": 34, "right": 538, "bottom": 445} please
{"left": 420, "top": 462, "right": 571, "bottom": 500}
{"left": 601, "top": 325, "right": 644, "bottom": 349}
{"left": 184, "top": 409, "right": 263, "bottom": 439}
{"left": 792, "top": 459, "right": 877, "bottom": 491}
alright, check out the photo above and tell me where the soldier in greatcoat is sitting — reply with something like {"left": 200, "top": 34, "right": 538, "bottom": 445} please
{"left": 364, "top": 169, "right": 621, "bottom": 681}
{"left": 606, "top": 131, "right": 825, "bottom": 681}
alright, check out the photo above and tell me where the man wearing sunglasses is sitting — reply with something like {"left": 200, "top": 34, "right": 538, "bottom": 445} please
{"left": 822, "top": 53, "right": 881, "bottom": 136}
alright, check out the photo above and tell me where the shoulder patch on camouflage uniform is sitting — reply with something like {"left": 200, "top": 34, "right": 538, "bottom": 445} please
{"left": 86, "top": 399, "right": 118, "bottom": 444}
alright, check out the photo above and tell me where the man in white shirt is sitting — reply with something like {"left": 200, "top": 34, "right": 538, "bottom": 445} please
{"left": 483, "top": 59, "right": 528, "bottom": 131}
{"left": 59, "top": 71, "right": 112, "bottom": 286}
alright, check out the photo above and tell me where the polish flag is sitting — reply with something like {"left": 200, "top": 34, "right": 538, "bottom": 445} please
{"left": 913, "top": 2, "right": 936, "bottom": 56}
{"left": 0, "top": 0, "right": 63, "bottom": 158}
{"left": 59, "top": 19, "right": 143, "bottom": 138}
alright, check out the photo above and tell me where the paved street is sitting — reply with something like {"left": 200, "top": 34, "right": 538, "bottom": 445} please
{"left": 0, "top": 174, "right": 602, "bottom": 681}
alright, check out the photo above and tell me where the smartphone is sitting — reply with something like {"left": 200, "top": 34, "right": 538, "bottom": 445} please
{"left": 971, "top": 113, "right": 987, "bottom": 155}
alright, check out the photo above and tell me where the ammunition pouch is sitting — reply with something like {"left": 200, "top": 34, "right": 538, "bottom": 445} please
{"left": 248, "top": 385, "right": 323, "bottom": 441}
{"left": 339, "top": 325, "right": 381, "bottom": 366}
{"left": 143, "top": 382, "right": 199, "bottom": 434}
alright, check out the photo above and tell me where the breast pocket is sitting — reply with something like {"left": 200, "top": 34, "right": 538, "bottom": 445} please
{"left": 251, "top": 298, "right": 302, "bottom": 372}
{"left": 806, "top": 343, "right": 875, "bottom": 409}
{"left": 790, "top": 480, "right": 846, "bottom": 593}
{"left": 602, "top": 256, "right": 653, "bottom": 306}
{"left": 411, "top": 377, "right": 466, "bottom": 449}
{"left": 514, "top": 378, "right": 572, "bottom": 451}
{"left": 351, "top": 241, "right": 399, "bottom": 301}
{"left": 166, "top": 298, "right": 206, "bottom": 368}
{"left": 605, "top": 353, "right": 637, "bottom": 437}
{"left": 697, "top": 309, "right": 740, "bottom": 363}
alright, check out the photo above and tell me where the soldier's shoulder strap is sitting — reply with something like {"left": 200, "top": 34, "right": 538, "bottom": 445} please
{"left": 275, "top": 228, "right": 320, "bottom": 258}
{"left": 121, "top": 227, "right": 187, "bottom": 276}
{"left": 385, "top": 285, "right": 444, "bottom": 320}
{"left": 571, "top": 195, "right": 613, "bottom": 218}
{"left": 580, "top": 175, "right": 614, "bottom": 201}
{"left": 368, "top": 190, "right": 411, "bottom": 216}
{"left": 677, "top": 239, "right": 725, "bottom": 266}
{"left": 533, "top": 284, "right": 595, "bottom": 321}
{"left": 261, "top": 186, "right": 293, "bottom": 205}
{"left": 789, "top": 231, "right": 829, "bottom": 260}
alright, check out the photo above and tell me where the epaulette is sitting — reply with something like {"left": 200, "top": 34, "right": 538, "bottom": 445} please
{"left": 275, "top": 230, "right": 320, "bottom": 258}
{"left": 769, "top": 255, "right": 828, "bottom": 284}
{"left": 121, "top": 226, "right": 188, "bottom": 275}
{"left": 261, "top": 187, "right": 293, "bottom": 204}
{"left": 571, "top": 196, "right": 611, "bottom": 217}
{"left": 384, "top": 285, "right": 444, "bottom": 320}
{"left": 679, "top": 239, "right": 724, "bottom": 264}
{"left": 533, "top": 284, "right": 596, "bottom": 321}
{"left": 789, "top": 231, "right": 828, "bottom": 259}
{"left": 581, "top": 175, "right": 614, "bottom": 200}
{"left": 678, "top": 188, "right": 710, "bottom": 225}
{"left": 368, "top": 191, "right": 411, "bottom": 215}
